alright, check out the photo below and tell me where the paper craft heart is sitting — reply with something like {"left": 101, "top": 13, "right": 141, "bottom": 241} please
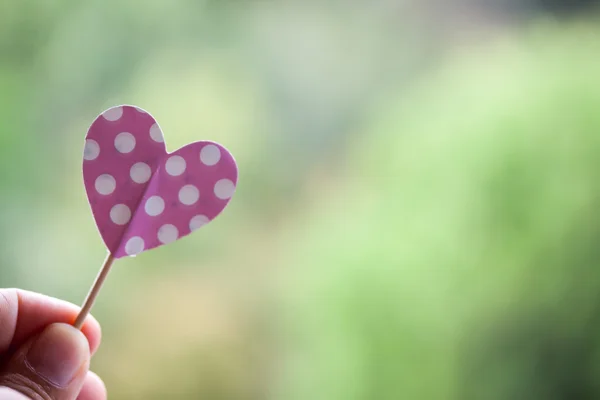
{"left": 83, "top": 105, "right": 238, "bottom": 258}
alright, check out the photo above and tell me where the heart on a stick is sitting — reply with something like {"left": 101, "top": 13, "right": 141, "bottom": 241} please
{"left": 83, "top": 105, "right": 238, "bottom": 258}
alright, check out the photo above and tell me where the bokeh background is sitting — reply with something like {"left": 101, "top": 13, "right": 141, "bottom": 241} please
{"left": 2, "top": 0, "right": 600, "bottom": 398}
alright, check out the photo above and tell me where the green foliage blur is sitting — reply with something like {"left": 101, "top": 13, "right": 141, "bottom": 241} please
{"left": 2, "top": 1, "right": 600, "bottom": 399}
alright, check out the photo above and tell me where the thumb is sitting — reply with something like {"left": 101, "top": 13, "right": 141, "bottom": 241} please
{"left": 0, "top": 323, "right": 90, "bottom": 400}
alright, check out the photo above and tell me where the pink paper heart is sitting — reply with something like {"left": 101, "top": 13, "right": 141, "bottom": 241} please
{"left": 83, "top": 105, "right": 238, "bottom": 258}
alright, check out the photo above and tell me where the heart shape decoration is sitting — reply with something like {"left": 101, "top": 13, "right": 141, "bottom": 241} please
{"left": 83, "top": 105, "right": 238, "bottom": 258}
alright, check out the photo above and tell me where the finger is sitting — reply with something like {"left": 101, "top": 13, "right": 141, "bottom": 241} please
{"left": 0, "top": 323, "right": 90, "bottom": 400}
{"left": 76, "top": 372, "right": 106, "bottom": 400}
{"left": 0, "top": 289, "right": 101, "bottom": 356}
{"left": 0, "top": 387, "right": 30, "bottom": 399}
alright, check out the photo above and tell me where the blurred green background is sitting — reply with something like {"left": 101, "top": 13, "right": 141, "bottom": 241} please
{"left": 2, "top": 0, "right": 600, "bottom": 399}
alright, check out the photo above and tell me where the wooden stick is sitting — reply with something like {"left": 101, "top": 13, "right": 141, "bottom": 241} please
{"left": 73, "top": 252, "right": 115, "bottom": 329}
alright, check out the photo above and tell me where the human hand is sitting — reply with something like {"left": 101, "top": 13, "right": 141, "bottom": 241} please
{"left": 0, "top": 289, "right": 105, "bottom": 400}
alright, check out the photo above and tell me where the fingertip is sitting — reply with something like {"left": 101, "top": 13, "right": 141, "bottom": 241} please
{"left": 0, "top": 323, "right": 92, "bottom": 399}
{"left": 9, "top": 289, "right": 103, "bottom": 355}
{"left": 0, "top": 289, "right": 19, "bottom": 353}
{"left": 77, "top": 372, "right": 107, "bottom": 400}
{"left": 79, "top": 316, "right": 102, "bottom": 355}
{"left": 24, "top": 323, "right": 91, "bottom": 388}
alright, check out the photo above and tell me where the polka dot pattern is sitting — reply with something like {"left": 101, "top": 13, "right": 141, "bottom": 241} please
{"left": 145, "top": 196, "right": 165, "bottom": 216}
{"left": 95, "top": 174, "right": 116, "bottom": 195}
{"left": 125, "top": 236, "right": 145, "bottom": 256}
{"left": 149, "top": 123, "right": 164, "bottom": 143}
{"left": 178, "top": 185, "right": 200, "bottom": 206}
{"left": 102, "top": 106, "right": 123, "bottom": 121}
{"left": 165, "top": 155, "right": 186, "bottom": 176}
{"left": 189, "top": 215, "right": 209, "bottom": 231}
{"left": 84, "top": 139, "right": 100, "bottom": 161}
{"left": 200, "top": 144, "right": 221, "bottom": 166}
{"left": 115, "top": 132, "right": 136, "bottom": 154}
{"left": 110, "top": 204, "right": 131, "bottom": 225}
{"left": 158, "top": 224, "right": 179, "bottom": 244}
{"left": 83, "top": 105, "right": 238, "bottom": 259}
{"left": 214, "top": 179, "right": 235, "bottom": 200}
{"left": 130, "top": 162, "right": 151, "bottom": 184}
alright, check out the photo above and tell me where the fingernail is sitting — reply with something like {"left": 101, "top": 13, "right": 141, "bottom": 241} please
{"left": 25, "top": 323, "right": 89, "bottom": 387}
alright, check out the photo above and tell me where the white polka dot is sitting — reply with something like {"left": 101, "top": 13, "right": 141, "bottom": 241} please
{"left": 214, "top": 179, "right": 236, "bottom": 200}
{"left": 179, "top": 185, "right": 200, "bottom": 205}
{"left": 115, "top": 132, "right": 136, "bottom": 154}
{"left": 165, "top": 156, "right": 186, "bottom": 176}
{"left": 110, "top": 204, "right": 131, "bottom": 225}
{"left": 149, "top": 123, "right": 164, "bottom": 143}
{"left": 84, "top": 139, "right": 100, "bottom": 161}
{"left": 158, "top": 224, "right": 179, "bottom": 244}
{"left": 125, "top": 236, "right": 145, "bottom": 256}
{"left": 145, "top": 195, "right": 165, "bottom": 216}
{"left": 200, "top": 144, "right": 221, "bottom": 166}
{"left": 135, "top": 107, "right": 147, "bottom": 114}
{"left": 130, "top": 162, "right": 151, "bottom": 184}
{"left": 102, "top": 106, "right": 123, "bottom": 121}
{"left": 95, "top": 174, "right": 116, "bottom": 195}
{"left": 189, "top": 215, "right": 210, "bottom": 232}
